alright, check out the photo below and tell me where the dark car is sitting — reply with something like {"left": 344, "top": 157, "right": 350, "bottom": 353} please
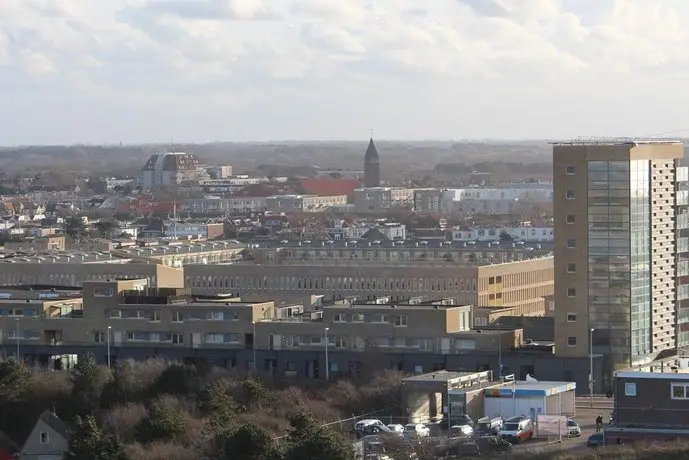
{"left": 438, "top": 441, "right": 480, "bottom": 458}
{"left": 586, "top": 432, "right": 605, "bottom": 448}
{"left": 475, "top": 436, "right": 512, "bottom": 454}
{"left": 362, "top": 424, "right": 392, "bottom": 437}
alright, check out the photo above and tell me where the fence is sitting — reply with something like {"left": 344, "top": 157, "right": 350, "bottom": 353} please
{"left": 273, "top": 406, "right": 401, "bottom": 445}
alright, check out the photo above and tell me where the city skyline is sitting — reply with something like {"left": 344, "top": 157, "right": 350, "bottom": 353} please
{"left": 2, "top": 0, "right": 689, "bottom": 144}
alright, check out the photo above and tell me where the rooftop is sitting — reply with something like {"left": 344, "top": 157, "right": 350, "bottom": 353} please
{"left": 552, "top": 137, "right": 683, "bottom": 146}
{"left": 615, "top": 370, "right": 689, "bottom": 380}
{"left": 403, "top": 370, "right": 482, "bottom": 383}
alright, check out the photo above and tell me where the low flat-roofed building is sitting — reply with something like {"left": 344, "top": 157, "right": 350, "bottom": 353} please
{"left": 607, "top": 370, "right": 689, "bottom": 443}
{"left": 4, "top": 235, "right": 65, "bottom": 252}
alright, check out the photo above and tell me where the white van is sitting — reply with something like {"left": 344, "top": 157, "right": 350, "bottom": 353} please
{"left": 355, "top": 419, "right": 386, "bottom": 438}
{"left": 498, "top": 416, "right": 534, "bottom": 444}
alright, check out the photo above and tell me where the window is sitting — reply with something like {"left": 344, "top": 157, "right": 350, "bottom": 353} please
{"left": 671, "top": 383, "right": 689, "bottom": 399}
{"left": 40, "top": 432, "right": 49, "bottom": 444}
{"left": 567, "top": 336, "right": 577, "bottom": 346}
{"left": 567, "top": 313, "right": 577, "bottom": 322}
{"left": 488, "top": 277, "right": 495, "bottom": 285}
{"left": 566, "top": 190, "right": 575, "bottom": 199}
{"left": 206, "top": 333, "right": 224, "bottom": 344}
{"left": 489, "top": 294, "right": 495, "bottom": 300}
{"left": 352, "top": 313, "right": 365, "bottom": 322}
{"left": 172, "top": 311, "right": 183, "bottom": 322}
{"left": 333, "top": 314, "right": 345, "bottom": 323}
{"left": 206, "top": 311, "right": 223, "bottom": 321}
{"left": 565, "top": 165, "right": 576, "bottom": 175}
{"left": 455, "top": 339, "right": 476, "bottom": 350}
{"left": 566, "top": 214, "right": 576, "bottom": 224}
{"left": 566, "top": 239, "right": 576, "bottom": 249}
{"left": 625, "top": 382, "right": 637, "bottom": 397}
{"left": 109, "top": 310, "right": 121, "bottom": 318}
{"left": 94, "top": 287, "right": 114, "bottom": 297}
{"left": 94, "top": 332, "right": 105, "bottom": 343}
{"left": 377, "top": 337, "right": 390, "bottom": 347}
{"left": 567, "top": 288, "right": 577, "bottom": 298}
{"left": 394, "top": 315, "right": 407, "bottom": 327}
{"left": 149, "top": 310, "right": 161, "bottom": 322}
{"left": 496, "top": 276, "right": 502, "bottom": 283}
{"left": 567, "top": 263, "right": 576, "bottom": 273}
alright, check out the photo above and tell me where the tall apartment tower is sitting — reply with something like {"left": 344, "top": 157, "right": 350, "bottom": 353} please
{"left": 553, "top": 140, "right": 689, "bottom": 391}
{"left": 364, "top": 137, "right": 380, "bottom": 188}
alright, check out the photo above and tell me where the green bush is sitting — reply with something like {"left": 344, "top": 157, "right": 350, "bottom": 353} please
{"left": 135, "top": 396, "right": 187, "bottom": 443}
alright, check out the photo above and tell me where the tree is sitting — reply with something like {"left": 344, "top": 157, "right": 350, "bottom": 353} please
{"left": 93, "top": 221, "right": 117, "bottom": 239}
{"left": 100, "top": 363, "right": 134, "bottom": 409}
{"left": 499, "top": 231, "right": 513, "bottom": 242}
{"left": 64, "top": 415, "right": 127, "bottom": 460}
{"left": 198, "top": 381, "right": 237, "bottom": 434}
{"left": 0, "top": 360, "right": 31, "bottom": 408}
{"left": 212, "top": 424, "right": 278, "bottom": 460}
{"left": 148, "top": 363, "right": 201, "bottom": 397}
{"left": 283, "top": 412, "right": 353, "bottom": 460}
{"left": 64, "top": 216, "right": 88, "bottom": 242}
{"left": 69, "top": 353, "right": 103, "bottom": 419}
{"left": 135, "top": 396, "right": 187, "bottom": 443}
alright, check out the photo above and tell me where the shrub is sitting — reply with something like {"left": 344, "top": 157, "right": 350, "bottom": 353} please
{"left": 102, "top": 403, "right": 148, "bottom": 442}
{"left": 148, "top": 364, "right": 201, "bottom": 398}
{"left": 212, "top": 423, "right": 278, "bottom": 460}
{"left": 124, "top": 442, "right": 201, "bottom": 460}
{"left": 135, "top": 396, "right": 187, "bottom": 443}
{"left": 64, "top": 415, "right": 126, "bottom": 460}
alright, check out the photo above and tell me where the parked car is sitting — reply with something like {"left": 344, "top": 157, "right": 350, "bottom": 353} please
{"left": 435, "top": 440, "right": 481, "bottom": 458}
{"left": 403, "top": 423, "right": 431, "bottom": 440}
{"left": 586, "top": 432, "right": 605, "bottom": 448}
{"left": 498, "top": 416, "right": 534, "bottom": 444}
{"left": 475, "top": 416, "right": 503, "bottom": 437}
{"left": 450, "top": 414, "right": 475, "bottom": 427}
{"left": 567, "top": 419, "right": 582, "bottom": 437}
{"left": 386, "top": 424, "right": 405, "bottom": 436}
{"left": 362, "top": 424, "right": 392, "bottom": 437}
{"left": 355, "top": 420, "right": 387, "bottom": 439}
{"left": 449, "top": 424, "right": 474, "bottom": 438}
{"left": 475, "top": 436, "right": 512, "bottom": 454}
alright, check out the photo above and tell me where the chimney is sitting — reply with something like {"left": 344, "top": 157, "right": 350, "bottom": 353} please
{"left": 51, "top": 406, "right": 57, "bottom": 416}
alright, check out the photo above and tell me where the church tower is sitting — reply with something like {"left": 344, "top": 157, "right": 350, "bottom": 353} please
{"left": 363, "top": 137, "right": 380, "bottom": 187}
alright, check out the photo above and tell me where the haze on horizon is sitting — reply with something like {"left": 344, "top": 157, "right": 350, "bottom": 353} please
{"left": 2, "top": 0, "right": 689, "bottom": 146}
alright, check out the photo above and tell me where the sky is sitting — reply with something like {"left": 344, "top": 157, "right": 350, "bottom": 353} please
{"left": 2, "top": 0, "right": 689, "bottom": 145}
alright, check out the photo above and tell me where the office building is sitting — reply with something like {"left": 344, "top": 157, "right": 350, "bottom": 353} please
{"left": 141, "top": 152, "right": 206, "bottom": 188}
{"left": 553, "top": 139, "right": 688, "bottom": 390}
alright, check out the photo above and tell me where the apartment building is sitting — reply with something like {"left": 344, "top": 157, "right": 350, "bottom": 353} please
{"left": 265, "top": 194, "right": 348, "bottom": 213}
{"left": 353, "top": 187, "right": 414, "bottom": 213}
{"left": 186, "top": 255, "right": 554, "bottom": 316}
{"left": 4, "top": 235, "right": 65, "bottom": 251}
{"left": 182, "top": 196, "right": 268, "bottom": 214}
{"left": 0, "top": 280, "right": 601, "bottom": 389}
{"left": 553, "top": 139, "right": 688, "bottom": 391}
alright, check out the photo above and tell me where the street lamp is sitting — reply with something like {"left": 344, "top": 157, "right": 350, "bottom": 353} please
{"left": 589, "top": 328, "right": 595, "bottom": 408}
{"left": 107, "top": 326, "right": 112, "bottom": 369}
{"left": 324, "top": 327, "right": 330, "bottom": 381}
{"left": 252, "top": 321, "right": 257, "bottom": 372}
{"left": 14, "top": 318, "right": 19, "bottom": 364}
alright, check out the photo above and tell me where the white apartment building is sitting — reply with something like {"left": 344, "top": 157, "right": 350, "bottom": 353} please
{"left": 450, "top": 226, "right": 554, "bottom": 243}
{"left": 265, "top": 195, "right": 348, "bottom": 214}
{"left": 353, "top": 187, "right": 414, "bottom": 213}
{"left": 414, "top": 186, "right": 553, "bottom": 215}
{"left": 182, "top": 197, "right": 267, "bottom": 214}
{"left": 342, "top": 223, "right": 407, "bottom": 241}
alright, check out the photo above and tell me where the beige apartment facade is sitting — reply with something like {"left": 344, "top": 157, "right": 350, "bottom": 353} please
{"left": 553, "top": 140, "right": 685, "bottom": 391}
{"left": 185, "top": 257, "right": 553, "bottom": 315}
{"left": 0, "top": 279, "right": 520, "bottom": 359}
{"left": 0, "top": 261, "right": 183, "bottom": 289}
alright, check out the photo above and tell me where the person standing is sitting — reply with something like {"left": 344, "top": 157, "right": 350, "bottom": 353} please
{"left": 595, "top": 415, "right": 603, "bottom": 432}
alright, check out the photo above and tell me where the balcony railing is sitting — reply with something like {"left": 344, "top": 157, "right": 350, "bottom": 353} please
{"left": 679, "top": 191, "right": 689, "bottom": 206}
{"left": 679, "top": 214, "right": 689, "bottom": 230}
{"left": 679, "top": 260, "right": 689, "bottom": 277}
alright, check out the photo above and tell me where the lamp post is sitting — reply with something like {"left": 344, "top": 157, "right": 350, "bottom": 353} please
{"left": 14, "top": 318, "right": 19, "bottom": 364}
{"left": 498, "top": 338, "right": 503, "bottom": 380}
{"left": 252, "top": 321, "right": 257, "bottom": 372}
{"left": 325, "top": 327, "right": 330, "bottom": 381}
{"left": 107, "top": 326, "right": 112, "bottom": 369}
{"left": 589, "top": 328, "right": 595, "bottom": 408}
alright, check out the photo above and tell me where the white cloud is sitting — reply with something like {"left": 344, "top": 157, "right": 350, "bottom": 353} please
{"left": 2, "top": 0, "right": 689, "bottom": 144}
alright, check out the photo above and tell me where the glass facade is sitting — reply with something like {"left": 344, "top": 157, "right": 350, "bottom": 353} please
{"left": 587, "top": 160, "right": 651, "bottom": 368}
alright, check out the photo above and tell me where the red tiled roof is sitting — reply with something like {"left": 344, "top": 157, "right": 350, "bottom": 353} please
{"left": 300, "top": 179, "right": 360, "bottom": 196}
